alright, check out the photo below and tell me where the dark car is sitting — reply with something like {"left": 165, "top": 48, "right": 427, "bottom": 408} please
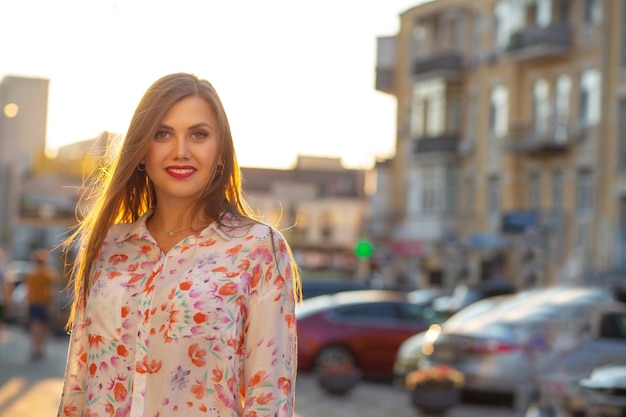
{"left": 300, "top": 278, "right": 370, "bottom": 300}
{"left": 296, "top": 290, "right": 445, "bottom": 378}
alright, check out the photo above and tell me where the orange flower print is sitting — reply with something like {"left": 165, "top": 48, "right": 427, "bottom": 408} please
{"left": 278, "top": 377, "right": 291, "bottom": 395}
{"left": 109, "top": 253, "right": 128, "bottom": 265}
{"left": 117, "top": 344, "right": 129, "bottom": 357}
{"left": 198, "top": 237, "right": 217, "bottom": 247}
{"left": 250, "top": 264, "right": 263, "bottom": 289}
{"left": 135, "top": 356, "right": 162, "bottom": 374}
{"left": 255, "top": 392, "right": 273, "bottom": 405}
{"left": 284, "top": 313, "right": 295, "bottom": 329}
{"left": 188, "top": 343, "right": 207, "bottom": 367}
{"left": 88, "top": 334, "right": 104, "bottom": 349}
{"left": 191, "top": 379, "right": 206, "bottom": 400}
{"left": 248, "top": 371, "right": 267, "bottom": 387}
{"left": 193, "top": 312, "right": 208, "bottom": 324}
{"left": 218, "top": 282, "right": 238, "bottom": 296}
{"left": 61, "top": 403, "right": 79, "bottom": 416}
{"left": 179, "top": 280, "right": 193, "bottom": 291}
{"left": 225, "top": 244, "right": 243, "bottom": 257}
{"left": 89, "top": 363, "right": 98, "bottom": 376}
{"left": 211, "top": 367, "right": 224, "bottom": 382}
{"left": 121, "top": 306, "right": 130, "bottom": 318}
{"left": 113, "top": 382, "right": 128, "bottom": 401}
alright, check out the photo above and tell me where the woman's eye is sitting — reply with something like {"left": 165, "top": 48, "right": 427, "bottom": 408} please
{"left": 191, "top": 130, "right": 209, "bottom": 139}
{"left": 154, "top": 130, "right": 170, "bottom": 139}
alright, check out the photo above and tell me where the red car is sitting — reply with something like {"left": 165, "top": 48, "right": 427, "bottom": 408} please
{"left": 296, "top": 290, "right": 443, "bottom": 378}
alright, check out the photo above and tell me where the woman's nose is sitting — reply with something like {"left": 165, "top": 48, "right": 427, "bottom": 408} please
{"left": 174, "top": 137, "right": 190, "bottom": 159}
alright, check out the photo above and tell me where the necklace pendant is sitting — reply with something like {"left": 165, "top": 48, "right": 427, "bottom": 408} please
{"left": 167, "top": 231, "right": 175, "bottom": 236}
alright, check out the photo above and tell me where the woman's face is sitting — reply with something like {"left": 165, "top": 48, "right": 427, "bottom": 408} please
{"left": 143, "top": 95, "right": 220, "bottom": 206}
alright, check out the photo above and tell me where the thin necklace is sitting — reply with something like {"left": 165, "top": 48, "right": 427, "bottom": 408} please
{"left": 166, "top": 226, "right": 192, "bottom": 237}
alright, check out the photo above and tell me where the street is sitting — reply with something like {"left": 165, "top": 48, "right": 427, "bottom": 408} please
{"left": 0, "top": 324, "right": 514, "bottom": 417}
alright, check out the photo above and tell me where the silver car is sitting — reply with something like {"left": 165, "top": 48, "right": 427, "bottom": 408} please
{"left": 415, "top": 286, "right": 619, "bottom": 397}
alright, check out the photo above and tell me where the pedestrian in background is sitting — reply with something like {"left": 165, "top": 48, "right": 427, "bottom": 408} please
{"left": 25, "top": 248, "right": 57, "bottom": 359}
{"left": 57, "top": 73, "right": 301, "bottom": 417}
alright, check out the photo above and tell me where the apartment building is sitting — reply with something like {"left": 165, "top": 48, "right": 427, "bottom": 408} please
{"left": 376, "top": 0, "right": 622, "bottom": 289}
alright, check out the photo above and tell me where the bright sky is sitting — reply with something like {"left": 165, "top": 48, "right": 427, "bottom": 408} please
{"left": 1, "top": 0, "right": 427, "bottom": 169}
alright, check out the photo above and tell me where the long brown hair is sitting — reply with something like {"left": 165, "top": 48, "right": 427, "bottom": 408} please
{"left": 64, "top": 73, "right": 273, "bottom": 327}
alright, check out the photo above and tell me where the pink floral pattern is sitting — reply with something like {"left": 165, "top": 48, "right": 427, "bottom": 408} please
{"left": 58, "top": 211, "right": 297, "bottom": 417}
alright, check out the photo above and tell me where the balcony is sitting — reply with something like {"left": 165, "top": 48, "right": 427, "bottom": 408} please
{"left": 412, "top": 52, "right": 463, "bottom": 80}
{"left": 506, "top": 23, "right": 571, "bottom": 61}
{"left": 506, "top": 122, "right": 579, "bottom": 155}
{"left": 413, "top": 133, "right": 460, "bottom": 154}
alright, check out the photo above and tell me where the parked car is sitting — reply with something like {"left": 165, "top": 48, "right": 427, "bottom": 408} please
{"left": 579, "top": 365, "right": 626, "bottom": 417}
{"left": 300, "top": 278, "right": 370, "bottom": 300}
{"left": 414, "top": 285, "right": 618, "bottom": 397}
{"left": 432, "top": 280, "right": 517, "bottom": 317}
{"left": 528, "top": 305, "right": 626, "bottom": 417}
{"left": 393, "top": 293, "right": 517, "bottom": 387}
{"left": 296, "top": 290, "right": 446, "bottom": 378}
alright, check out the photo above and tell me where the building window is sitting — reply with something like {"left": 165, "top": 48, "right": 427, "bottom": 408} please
{"left": 579, "top": 69, "right": 601, "bottom": 128}
{"left": 582, "top": 0, "right": 602, "bottom": 25}
{"left": 533, "top": 79, "right": 550, "bottom": 138}
{"left": 616, "top": 99, "right": 626, "bottom": 173}
{"left": 552, "top": 169, "right": 564, "bottom": 212}
{"left": 529, "top": 172, "right": 541, "bottom": 210}
{"left": 576, "top": 169, "right": 593, "bottom": 217}
{"left": 490, "top": 85, "right": 509, "bottom": 139}
{"left": 494, "top": 0, "right": 523, "bottom": 50}
{"left": 554, "top": 75, "right": 572, "bottom": 141}
{"left": 487, "top": 175, "right": 500, "bottom": 220}
{"left": 411, "top": 79, "right": 446, "bottom": 138}
{"left": 535, "top": 0, "right": 552, "bottom": 27}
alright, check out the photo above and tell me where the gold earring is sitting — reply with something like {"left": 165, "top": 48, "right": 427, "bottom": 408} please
{"left": 216, "top": 164, "right": 224, "bottom": 175}
{"left": 137, "top": 163, "right": 146, "bottom": 172}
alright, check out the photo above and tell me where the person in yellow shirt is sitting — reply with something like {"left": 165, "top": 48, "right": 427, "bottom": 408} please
{"left": 25, "top": 248, "right": 57, "bottom": 360}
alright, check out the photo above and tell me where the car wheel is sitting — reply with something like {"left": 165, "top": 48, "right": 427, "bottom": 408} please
{"left": 314, "top": 345, "right": 356, "bottom": 371}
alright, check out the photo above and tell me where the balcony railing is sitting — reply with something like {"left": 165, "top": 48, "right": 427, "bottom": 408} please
{"left": 507, "top": 23, "right": 571, "bottom": 60}
{"left": 413, "top": 133, "right": 460, "bottom": 154}
{"left": 412, "top": 52, "right": 463, "bottom": 78}
{"left": 506, "top": 121, "right": 580, "bottom": 155}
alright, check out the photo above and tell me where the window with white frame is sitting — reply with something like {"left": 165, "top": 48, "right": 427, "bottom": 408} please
{"left": 411, "top": 79, "right": 446, "bottom": 138}
{"left": 487, "top": 175, "right": 501, "bottom": 220}
{"left": 582, "top": 0, "right": 602, "bottom": 25}
{"left": 533, "top": 79, "right": 550, "bottom": 138}
{"left": 554, "top": 74, "right": 571, "bottom": 140}
{"left": 490, "top": 85, "right": 509, "bottom": 138}
{"left": 579, "top": 69, "right": 601, "bottom": 128}
{"left": 552, "top": 169, "right": 564, "bottom": 212}
{"left": 576, "top": 168, "right": 593, "bottom": 216}
{"left": 536, "top": 0, "right": 553, "bottom": 27}
{"left": 494, "top": 0, "right": 523, "bottom": 50}
{"left": 529, "top": 172, "right": 541, "bottom": 210}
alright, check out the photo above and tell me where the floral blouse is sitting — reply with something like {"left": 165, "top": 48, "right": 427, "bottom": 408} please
{"left": 57, "top": 211, "right": 297, "bottom": 417}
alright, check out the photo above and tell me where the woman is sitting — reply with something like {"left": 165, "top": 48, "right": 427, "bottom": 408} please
{"left": 57, "top": 73, "right": 300, "bottom": 417}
